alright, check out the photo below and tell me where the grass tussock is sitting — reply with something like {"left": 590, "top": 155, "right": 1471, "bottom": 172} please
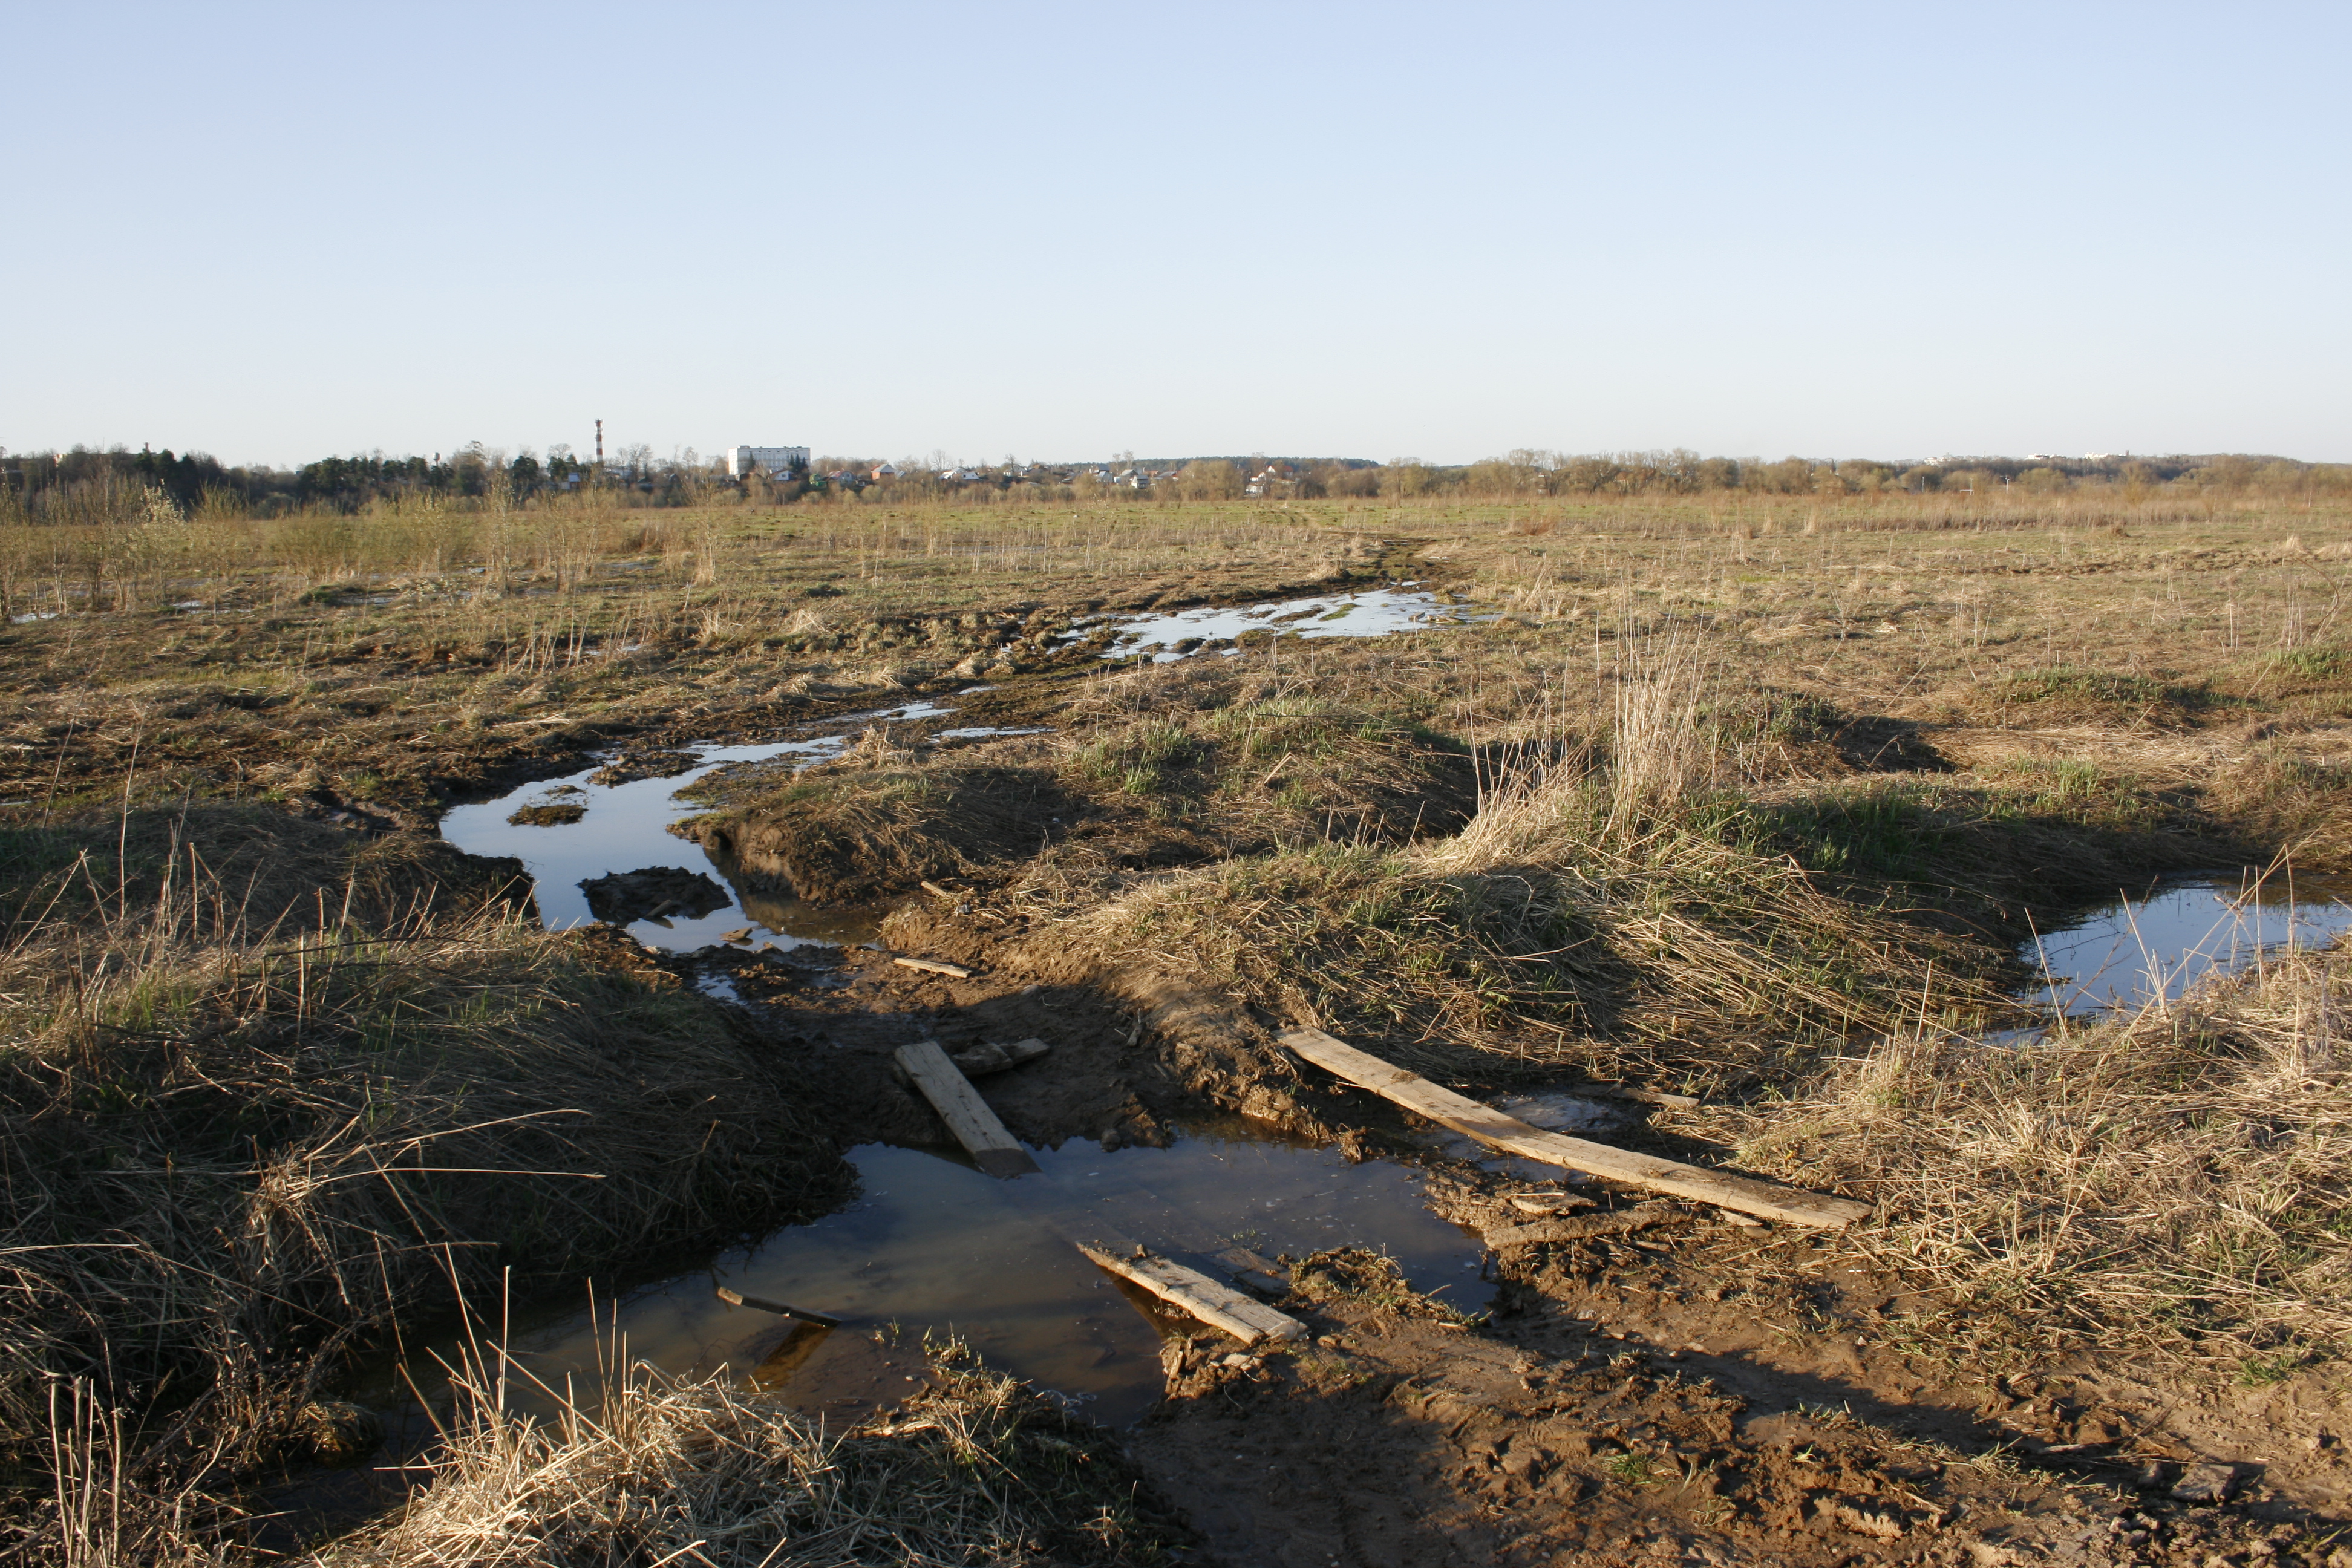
{"left": 1728, "top": 944, "right": 2352, "bottom": 1367}
{"left": 684, "top": 745, "right": 1076, "bottom": 903}
{"left": 1973, "top": 666, "right": 2210, "bottom": 729}
{"left": 1060, "top": 684, "right": 1474, "bottom": 846}
{"left": 1089, "top": 656, "right": 2011, "bottom": 1091}
{"left": 0, "top": 808, "right": 849, "bottom": 1556}
{"left": 320, "top": 1338, "right": 1183, "bottom": 1568}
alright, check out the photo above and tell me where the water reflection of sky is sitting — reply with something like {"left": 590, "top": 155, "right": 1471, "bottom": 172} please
{"left": 1102, "top": 588, "right": 1495, "bottom": 661}
{"left": 2025, "top": 871, "right": 2352, "bottom": 1015}
{"left": 370, "top": 1131, "right": 1489, "bottom": 1432}
{"left": 439, "top": 737, "right": 850, "bottom": 951}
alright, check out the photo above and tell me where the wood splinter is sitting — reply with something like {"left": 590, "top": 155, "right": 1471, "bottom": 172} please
{"left": 894, "top": 956, "right": 974, "bottom": 979}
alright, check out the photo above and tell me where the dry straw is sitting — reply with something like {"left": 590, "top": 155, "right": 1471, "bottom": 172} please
{"left": 1, "top": 804, "right": 847, "bottom": 1560}
{"left": 1726, "top": 941, "right": 2352, "bottom": 1365}
{"left": 319, "top": 1328, "right": 1178, "bottom": 1568}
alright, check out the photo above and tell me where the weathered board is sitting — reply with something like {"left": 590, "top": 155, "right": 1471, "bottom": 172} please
{"left": 1278, "top": 1027, "right": 1870, "bottom": 1228}
{"left": 951, "top": 1036, "right": 1051, "bottom": 1077}
{"left": 895, "top": 1040, "right": 1307, "bottom": 1342}
{"left": 893, "top": 1040, "right": 1039, "bottom": 1177}
{"left": 1075, "top": 1245, "right": 1305, "bottom": 1344}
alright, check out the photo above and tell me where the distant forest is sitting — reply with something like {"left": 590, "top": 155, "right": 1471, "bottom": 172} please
{"left": 2, "top": 440, "right": 2346, "bottom": 526}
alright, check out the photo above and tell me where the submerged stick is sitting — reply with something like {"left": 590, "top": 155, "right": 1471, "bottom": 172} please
{"left": 714, "top": 1284, "right": 843, "bottom": 1328}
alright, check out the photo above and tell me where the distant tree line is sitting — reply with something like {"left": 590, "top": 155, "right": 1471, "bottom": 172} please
{"left": 4, "top": 441, "right": 2345, "bottom": 528}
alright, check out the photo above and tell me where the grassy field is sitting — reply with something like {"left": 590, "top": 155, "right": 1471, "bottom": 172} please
{"left": 5, "top": 488, "right": 2351, "bottom": 1560}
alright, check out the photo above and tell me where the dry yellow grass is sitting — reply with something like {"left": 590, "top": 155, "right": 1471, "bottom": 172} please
{"left": 315, "top": 1336, "right": 1179, "bottom": 1568}
{"left": 1723, "top": 941, "right": 2352, "bottom": 1367}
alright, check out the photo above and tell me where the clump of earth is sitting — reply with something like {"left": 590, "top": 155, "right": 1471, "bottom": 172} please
{"left": 589, "top": 750, "right": 702, "bottom": 786}
{"left": 579, "top": 865, "right": 731, "bottom": 924}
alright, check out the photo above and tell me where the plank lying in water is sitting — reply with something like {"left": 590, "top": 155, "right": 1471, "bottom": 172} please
{"left": 1276, "top": 1027, "right": 1870, "bottom": 1229}
{"left": 1074, "top": 1244, "right": 1304, "bottom": 1344}
{"left": 893, "top": 1040, "right": 1039, "bottom": 1177}
{"left": 892, "top": 1040, "right": 1307, "bottom": 1343}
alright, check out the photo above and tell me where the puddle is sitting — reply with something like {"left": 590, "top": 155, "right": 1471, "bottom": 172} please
{"left": 2024, "top": 869, "right": 2352, "bottom": 1016}
{"left": 440, "top": 737, "right": 852, "bottom": 952}
{"left": 356, "top": 1126, "right": 1486, "bottom": 1443}
{"left": 936, "top": 725, "right": 1052, "bottom": 741}
{"left": 1102, "top": 589, "right": 1495, "bottom": 662}
{"left": 844, "top": 700, "right": 955, "bottom": 724}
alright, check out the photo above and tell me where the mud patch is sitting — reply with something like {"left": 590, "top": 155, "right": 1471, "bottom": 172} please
{"left": 580, "top": 865, "right": 731, "bottom": 925}
{"left": 685, "top": 763, "right": 1078, "bottom": 904}
{"left": 589, "top": 748, "right": 703, "bottom": 785}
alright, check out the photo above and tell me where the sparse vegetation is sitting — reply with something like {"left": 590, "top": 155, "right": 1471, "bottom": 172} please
{"left": 8, "top": 477, "right": 2352, "bottom": 1561}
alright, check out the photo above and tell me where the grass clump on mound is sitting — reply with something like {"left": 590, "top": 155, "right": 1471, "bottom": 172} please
{"left": 324, "top": 1339, "right": 1185, "bottom": 1567}
{"left": 1982, "top": 665, "right": 2209, "bottom": 728}
{"left": 1089, "top": 647, "right": 2013, "bottom": 1093}
{"left": 1099, "top": 798, "right": 2003, "bottom": 1094}
{"left": 684, "top": 746, "right": 1075, "bottom": 903}
{"left": 1726, "top": 942, "right": 2352, "bottom": 1368}
{"left": 1063, "top": 690, "right": 1475, "bottom": 844}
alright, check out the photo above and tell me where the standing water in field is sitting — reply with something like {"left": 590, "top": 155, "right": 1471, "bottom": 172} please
{"left": 357, "top": 1126, "right": 1491, "bottom": 1437}
{"left": 2022, "top": 869, "right": 2352, "bottom": 1016}
{"left": 1100, "top": 588, "right": 1494, "bottom": 662}
{"left": 440, "top": 736, "right": 856, "bottom": 952}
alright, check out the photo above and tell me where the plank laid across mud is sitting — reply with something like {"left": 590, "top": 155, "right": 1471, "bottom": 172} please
{"left": 894, "top": 1040, "right": 1039, "bottom": 1177}
{"left": 892, "top": 1041, "right": 1308, "bottom": 1344}
{"left": 1276, "top": 1027, "right": 1870, "bottom": 1229}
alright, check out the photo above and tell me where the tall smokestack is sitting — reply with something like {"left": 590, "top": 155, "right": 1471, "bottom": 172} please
{"left": 595, "top": 419, "right": 603, "bottom": 466}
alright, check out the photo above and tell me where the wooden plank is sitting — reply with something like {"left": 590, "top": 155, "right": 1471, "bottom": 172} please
{"left": 894, "top": 956, "right": 973, "bottom": 979}
{"left": 1074, "top": 1245, "right": 1305, "bottom": 1344}
{"left": 894, "top": 1044, "right": 1308, "bottom": 1344}
{"left": 893, "top": 1040, "right": 1039, "bottom": 1177}
{"left": 1277, "top": 1027, "right": 1870, "bottom": 1229}
{"left": 714, "top": 1284, "right": 844, "bottom": 1327}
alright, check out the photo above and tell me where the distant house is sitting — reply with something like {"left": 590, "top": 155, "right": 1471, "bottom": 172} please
{"left": 871, "top": 463, "right": 900, "bottom": 480}
{"left": 727, "top": 445, "right": 810, "bottom": 479}
{"left": 1246, "top": 462, "right": 1295, "bottom": 497}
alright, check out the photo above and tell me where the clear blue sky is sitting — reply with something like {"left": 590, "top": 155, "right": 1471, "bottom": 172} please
{"left": 5, "top": 1, "right": 2345, "bottom": 468}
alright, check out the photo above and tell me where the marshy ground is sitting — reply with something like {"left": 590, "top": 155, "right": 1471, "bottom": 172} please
{"left": 4, "top": 492, "right": 2350, "bottom": 1564}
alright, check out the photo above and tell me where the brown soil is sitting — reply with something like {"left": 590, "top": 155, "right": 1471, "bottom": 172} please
{"left": 578, "top": 864, "right": 732, "bottom": 924}
{"left": 505, "top": 800, "right": 585, "bottom": 826}
{"left": 647, "top": 906, "right": 2348, "bottom": 1567}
